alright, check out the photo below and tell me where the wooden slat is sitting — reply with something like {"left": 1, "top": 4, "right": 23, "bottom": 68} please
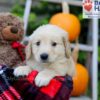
{"left": 70, "top": 96, "right": 91, "bottom": 100}
{"left": 71, "top": 44, "right": 93, "bottom": 52}
{"left": 42, "top": 0, "right": 82, "bottom": 6}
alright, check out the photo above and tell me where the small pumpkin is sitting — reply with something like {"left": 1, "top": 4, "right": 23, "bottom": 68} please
{"left": 71, "top": 63, "right": 89, "bottom": 96}
{"left": 49, "top": 13, "right": 81, "bottom": 42}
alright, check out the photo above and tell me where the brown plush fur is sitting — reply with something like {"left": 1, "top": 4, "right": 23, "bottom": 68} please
{"left": 0, "top": 13, "right": 24, "bottom": 41}
{"left": 0, "top": 13, "right": 25, "bottom": 68}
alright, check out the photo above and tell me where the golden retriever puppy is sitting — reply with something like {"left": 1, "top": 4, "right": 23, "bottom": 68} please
{"left": 14, "top": 24, "right": 75, "bottom": 87}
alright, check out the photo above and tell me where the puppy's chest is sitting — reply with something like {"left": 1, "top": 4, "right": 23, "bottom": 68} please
{"left": 28, "top": 63, "right": 49, "bottom": 72}
{"left": 30, "top": 65, "right": 45, "bottom": 71}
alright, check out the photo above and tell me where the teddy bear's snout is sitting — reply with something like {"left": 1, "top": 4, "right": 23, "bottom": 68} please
{"left": 10, "top": 26, "right": 18, "bottom": 34}
{"left": 1, "top": 26, "right": 22, "bottom": 41}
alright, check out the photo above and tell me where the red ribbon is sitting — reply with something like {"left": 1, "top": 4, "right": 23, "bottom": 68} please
{"left": 11, "top": 42, "right": 25, "bottom": 61}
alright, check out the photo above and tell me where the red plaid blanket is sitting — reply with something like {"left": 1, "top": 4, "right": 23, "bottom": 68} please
{"left": 0, "top": 65, "right": 73, "bottom": 100}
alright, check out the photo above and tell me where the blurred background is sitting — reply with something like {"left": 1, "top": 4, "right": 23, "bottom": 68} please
{"left": 0, "top": 0, "right": 99, "bottom": 100}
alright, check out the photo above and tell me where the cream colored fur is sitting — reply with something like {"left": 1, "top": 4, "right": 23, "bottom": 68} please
{"left": 14, "top": 24, "right": 75, "bottom": 87}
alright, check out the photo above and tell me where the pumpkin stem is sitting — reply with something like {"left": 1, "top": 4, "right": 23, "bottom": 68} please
{"left": 62, "top": 2, "right": 69, "bottom": 13}
{"left": 72, "top": 38, "right": 79, "bottom": 64}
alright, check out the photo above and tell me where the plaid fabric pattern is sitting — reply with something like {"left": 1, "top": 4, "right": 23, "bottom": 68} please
{"left": 0, "top": 65, "right": 73, "bottom": 100}
{"left": 0, "top": 65, "right": 22, "bottom": 100}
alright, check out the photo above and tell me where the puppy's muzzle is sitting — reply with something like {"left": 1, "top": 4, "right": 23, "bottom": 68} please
{"left": 40, "top": 53, "right": 48, "bottom": 62}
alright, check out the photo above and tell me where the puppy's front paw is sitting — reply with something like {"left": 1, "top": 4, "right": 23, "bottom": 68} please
{"left": 14, "top": 66, "right": 31, "bottom": 77}
{"left": 35, "top": 71, "right": 53, "bottom": 87}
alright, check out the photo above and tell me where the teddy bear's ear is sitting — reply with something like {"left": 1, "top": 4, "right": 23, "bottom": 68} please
{"left": 25, "top": 40, "right": 32, "bottom": 60}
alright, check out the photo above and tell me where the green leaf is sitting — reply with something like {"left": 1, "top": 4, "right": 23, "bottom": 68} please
{"left": 78, "top": 13, "right": 83, "bottom": 21}
{"left": 98, "top": 47, "right": 100, "bottom": 62}
{"left": 28, "top": 13, "right": 37, "bottom": 22}
{"left": 11, "top": 4, "right": 24, "bottom": 16}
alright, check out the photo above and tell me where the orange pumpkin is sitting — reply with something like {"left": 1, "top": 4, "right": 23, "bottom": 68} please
{"left": 71, "top": 63, "right": 89, "bottom": 96}
{"left": 49, "top": 13, "right": 81, "bottom": 42}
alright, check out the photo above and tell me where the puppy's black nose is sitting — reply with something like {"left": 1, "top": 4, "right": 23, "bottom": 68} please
{"left": 40, "top": 53, "right": 48, "bottom": 60}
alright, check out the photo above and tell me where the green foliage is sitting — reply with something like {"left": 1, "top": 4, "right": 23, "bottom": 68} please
{"left": 98, "top": 47, "right": 100, "bottom": 63}
{"left": 78, "top": 51, "right": 87, "bottom": 64}
{"left": 11, "top": 4, "right": 24, "bottom": 17}
{"left": 98, "top": 80, "right": 100, "bottom": 100}
{"left": 78, "top": 13, "right": 83, "bottom": 21}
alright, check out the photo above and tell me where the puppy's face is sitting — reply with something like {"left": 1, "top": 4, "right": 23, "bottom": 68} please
{"left": 26, "top": 25, "right": 70, "bottom": 64}
{"left": 32, "top": 33, "right": 65, "bottom": 63}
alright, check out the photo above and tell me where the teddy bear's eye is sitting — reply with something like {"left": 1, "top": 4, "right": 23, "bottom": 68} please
{"left": 8, "top": 23, "right": 12, "bottom": 25}
{"left": 36, "top": 41, "right": 40, "bottom": 46}
{"left": 8, "top": 23, "right": 10, "bottom": 25}
{"left": 52, "top": 42, "right": 57, "bottom": 47}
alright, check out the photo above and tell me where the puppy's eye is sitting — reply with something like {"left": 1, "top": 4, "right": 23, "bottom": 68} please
{"left": 52, "top": 42, "right": 57, "bottom": 47}
{"left": 36, "top": 41, "right": 40, "bottom": 46}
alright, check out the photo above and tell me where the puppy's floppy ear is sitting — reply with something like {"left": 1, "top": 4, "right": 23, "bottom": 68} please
{"left": 63, "top": 36, "right": 76, "bottom": 77}
{"left": 63, "top": 37, "right": 71, "bottom": 59}
{"left": 25, "top": 40, "right": 32, "bottom": 60}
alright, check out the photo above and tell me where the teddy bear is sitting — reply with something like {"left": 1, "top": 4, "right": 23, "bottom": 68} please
{"left": 0, "top": 13, "right": 25, "bottom": 68}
